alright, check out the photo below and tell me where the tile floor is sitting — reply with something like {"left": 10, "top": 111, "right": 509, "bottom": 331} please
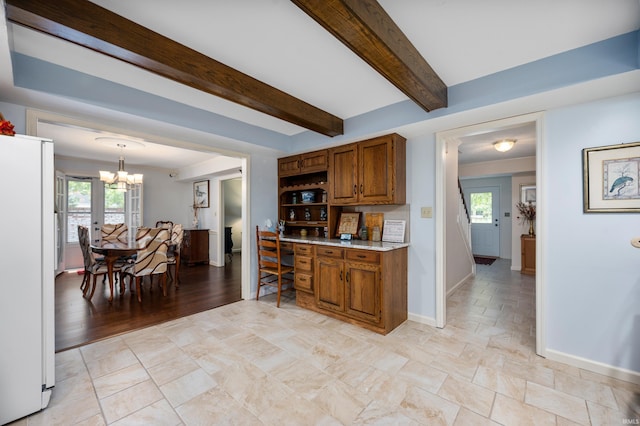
{"left": 11, "top": 259, "right": 640, "bottom": 425}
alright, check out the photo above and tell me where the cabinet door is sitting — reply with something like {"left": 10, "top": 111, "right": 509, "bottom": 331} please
{"left": 358, "top": 137, "right": 394, "bottom": 203}
{"left": 315, "top": 257, "right": 345, "bottom": 312}
{"left": 300, "top": 150, "right": 328, "bottom": 173}
{"left": 345, "top": 262, "right": 381, "bottom": 324}
{"left": 278, "top": 155, "right": 301, "bottom": 177}
{"left": 328, "top": 144, "right": 358, "bottom": 204}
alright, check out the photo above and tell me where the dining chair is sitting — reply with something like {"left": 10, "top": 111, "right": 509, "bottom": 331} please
{"left": 155, "top": 221, "right": 174, "bottom": 233}
{"left": 101, "top": 223, "right": 128, "bottom": 243}
{"left": 78, "top": 225, "right": 122, "bottom": 301}
{"left": 256, "top": 225, "right": 294, "bottom": 307}
{"left": 167, "top": 223, "right": 184, "bottom": 286}
{"left": 120, "top": 227, "right": 170, "bottom": 302}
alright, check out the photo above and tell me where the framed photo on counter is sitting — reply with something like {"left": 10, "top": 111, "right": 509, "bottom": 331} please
{"left": 382, "top": 219, "right": 406, "bottom": 243}
{"left": 336, "top": 212, "right": 360, "bottom": 237}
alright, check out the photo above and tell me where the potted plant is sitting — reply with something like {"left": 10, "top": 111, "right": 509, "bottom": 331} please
{"left": 515, "top": 201, "right": 536, "bottom": 236}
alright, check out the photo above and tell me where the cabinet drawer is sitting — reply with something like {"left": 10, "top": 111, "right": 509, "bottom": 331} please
{"left": 295, "top": 244, "right": 313, "bottom": 256}
{"left": 295, "top": 255, "right": 313, "bottom": 272}
{"left": 295, "top": 273, "right": 313, "bottom": 293}
{"left": 316, "top": 246, "right": 344, "bottom": 259}
{"left": 346, "top": 249, "right": 380, "bottom": 264}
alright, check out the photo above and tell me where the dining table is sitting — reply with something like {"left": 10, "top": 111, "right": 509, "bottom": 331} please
{"left": 91, "top": 238, "right": 178, "bottom": 302}
{"left": 90, "top": 240, "right": 137, "bottom": 302}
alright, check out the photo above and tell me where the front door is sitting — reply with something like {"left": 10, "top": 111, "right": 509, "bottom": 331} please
{"left": 469, "top": 186, "right": 500, "bottom": 257}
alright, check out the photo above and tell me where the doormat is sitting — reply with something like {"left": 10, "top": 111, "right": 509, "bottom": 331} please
{"left": 474, "top": 256, "right": 497, "bottom": 265}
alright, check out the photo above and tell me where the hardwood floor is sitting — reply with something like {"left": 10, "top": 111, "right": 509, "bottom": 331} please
{"left": 55, "top": 254, "right": 242, "bottom": 352}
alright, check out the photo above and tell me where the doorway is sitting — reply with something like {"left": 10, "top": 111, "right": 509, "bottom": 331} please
{"left": 435, "top": 111, "right": 545, "bottom": 356}
{"left": 222, "top": 177, "right": 242, "bottom": 264}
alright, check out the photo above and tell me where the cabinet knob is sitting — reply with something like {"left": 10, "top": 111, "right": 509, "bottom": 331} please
{"left": 360, "top": 184, "right": 363, "bottom": 194}
{"left": 340, "top": 270, "right": 343, "bottom": 281}
{"left": 353, "top": 185, "right": 357, "bottom": 195}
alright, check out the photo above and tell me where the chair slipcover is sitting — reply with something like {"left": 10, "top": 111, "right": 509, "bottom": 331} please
{"left": 121, "top": 228, "right": 170, "bottom": 302}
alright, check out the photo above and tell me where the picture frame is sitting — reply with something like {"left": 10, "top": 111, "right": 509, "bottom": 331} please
{"left": 336, "top": 212, "right": 360, "bottom": 237}
{"left": 382, "top": 219, "right": 406, "bottom": 243}
{"left": 583, "top": 141, "right": 640, "bottom": 213}
{"left": 193, "top": 180, "right": 210, "bottom": 208}
{"left": 520, "top": 184, "right": 536, "bottom": 205}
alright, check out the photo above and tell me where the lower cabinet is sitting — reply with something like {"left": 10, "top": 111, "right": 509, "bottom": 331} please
{"left": 295, "top": 243, "right": 407, "bottom": 334}
{"left": 521, "top": 234, "right": 536, "bottom": 275}
{"left": 294, "top": 244, "right": 313, "bottom": 293}
{"left": 316, "top": 247, "right": 346, "bottom": 313}
{"left": 182, "top": 229, "right": 209, "bottom": 266}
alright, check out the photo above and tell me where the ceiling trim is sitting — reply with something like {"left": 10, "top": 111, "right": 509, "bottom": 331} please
{"left": 292, "top": 0, "right": 448, "bottom": 112}
{"left": 6, "top": 0, "right": 344, "bottom": 137}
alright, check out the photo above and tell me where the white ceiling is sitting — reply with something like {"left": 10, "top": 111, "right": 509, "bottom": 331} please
{"left": 1, "top": 1, "right": 639, "bottom": 168}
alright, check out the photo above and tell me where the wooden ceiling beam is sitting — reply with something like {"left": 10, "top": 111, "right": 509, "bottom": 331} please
{"left": 6, "top": 0, "right": 344, "bottom": 137}
{"left": 292, "top": 0, "right": 447, "bottom": 112}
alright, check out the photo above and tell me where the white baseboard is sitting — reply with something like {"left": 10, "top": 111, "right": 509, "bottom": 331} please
{"left": 447, "top": 272, "right": 473, "bottom": 297}
{"left": 545, "top": 349, "right": 640, "bottom": 385}
{"left": 408, "top": 313, "right": 437, "bottom": 327}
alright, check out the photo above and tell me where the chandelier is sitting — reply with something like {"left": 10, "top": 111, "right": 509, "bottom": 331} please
{"left": 99, "top": 142, "right": 143, "bottom": 192}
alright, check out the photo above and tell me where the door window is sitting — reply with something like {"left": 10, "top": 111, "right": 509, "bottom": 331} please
{"left": 66, "top": 179, "right": 92, "bottom": 243}
{"left": 470, "top": 192, "right": 492, "bottom": 224}
{"left": 104, "top": 186, "right": 125, "bottom": 225}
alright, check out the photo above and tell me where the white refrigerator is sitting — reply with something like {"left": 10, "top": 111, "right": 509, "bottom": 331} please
{"left": 0, "top": 134, "right": 55, "bottom": 424}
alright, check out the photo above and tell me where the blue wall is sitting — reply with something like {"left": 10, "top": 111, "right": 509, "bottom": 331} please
{"left": 545, "top": 93, "right": 640, "bottom": 372}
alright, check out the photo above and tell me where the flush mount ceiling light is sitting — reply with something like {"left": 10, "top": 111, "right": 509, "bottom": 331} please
{"left": 98, "top": 141, "right": 143, "bottom": 192}
{"left": 493, "top": 139, "right": 516, "bottom": 152}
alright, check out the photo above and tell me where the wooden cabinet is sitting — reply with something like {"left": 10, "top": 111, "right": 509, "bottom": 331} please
{"left": 295, "top": 243, "right": 406, "bottom": 334}
{"left": 315, "top": 246, "right": 346, "bottom": 312}
{"left": 277, "top": 133, "right": 406, "bottom": 237}
{"left": 344, "top": 250, "right": 381, "bottom": 324}
{"left": 327, "top": 143, "right": 358, "bottom": 204}
{"left": 278, "top": 149, "right": 328, "bottom": 177}
{"left": 279, "top": 149, "right": 338, "bottom": 237}
{"left": 521, "top": 234, "right": 536, "bottom": 275}
{"left": 294, "top": 244, "right": 314, "bottom": 294}
{"left": 328, "top": 133, "right": 406, "bottom": 205}
{"left": 182, "top": 229, "right": 209, "bottom": 266}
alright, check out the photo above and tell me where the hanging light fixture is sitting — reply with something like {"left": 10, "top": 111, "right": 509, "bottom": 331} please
{"left": 493, "top": 138, "right": 516, "bottom": 152}
{"left": 99, "top": 142, "right": 143, "bottom": 192}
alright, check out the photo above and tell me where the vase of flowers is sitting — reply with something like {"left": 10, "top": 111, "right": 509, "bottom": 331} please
{"left": 0, "top": 113, "right": 15, "bottom": 136}
{"left": 191, "top": 204, "right": 200, "bottom": 229}
{"left": 515, "top": 201, "right": 536, "bottom": 236}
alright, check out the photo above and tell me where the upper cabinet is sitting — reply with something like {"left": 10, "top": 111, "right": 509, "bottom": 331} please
{"left": 328, "top": 133, "right": 406, "bottom": 205}
{"left": 278, "top": 150, "right": 328, "bottom": 177}
{"left": 278, "top": 149, "right": 336, "bottom": 237}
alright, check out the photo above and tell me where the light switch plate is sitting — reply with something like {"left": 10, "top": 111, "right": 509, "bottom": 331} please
{"left": 421, "top": 207, "right": 433, "bottom": 218}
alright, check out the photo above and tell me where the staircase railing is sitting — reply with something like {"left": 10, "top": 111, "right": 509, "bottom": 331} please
{"left": 458, "top": 180, "right": 472, "bottom": 254}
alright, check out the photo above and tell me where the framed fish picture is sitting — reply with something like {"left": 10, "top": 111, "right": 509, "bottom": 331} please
{"left": 583, "top": 141, "right": 640, "bottom": 212}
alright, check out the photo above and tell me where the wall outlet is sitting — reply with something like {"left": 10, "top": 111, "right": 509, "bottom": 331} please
{"left": 421, "top": 206, "right": 433, "bottom": 218}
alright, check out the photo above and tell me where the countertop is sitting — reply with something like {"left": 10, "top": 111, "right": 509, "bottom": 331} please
{"left": 279, "top": 235, "right": 409, "bottom": 252}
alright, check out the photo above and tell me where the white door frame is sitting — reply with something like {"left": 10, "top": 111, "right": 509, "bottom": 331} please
{"left": 26, "top": 109, "right": 252, "bottom": 302}
{"left": 435, "top": 112, "right": 546, "bottom": 357}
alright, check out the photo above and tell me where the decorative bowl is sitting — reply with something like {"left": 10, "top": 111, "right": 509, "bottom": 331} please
{"left": 301, "top": 191, "right": 315, "bottom": 203}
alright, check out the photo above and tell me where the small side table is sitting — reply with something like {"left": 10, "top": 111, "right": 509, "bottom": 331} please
{"left": 521, "top": 234, "right": 536, "bottom": 275}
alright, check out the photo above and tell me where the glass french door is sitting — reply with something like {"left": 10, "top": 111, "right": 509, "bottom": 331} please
{"left": 64, "top": 175, "right": 143, "bottom": 269}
